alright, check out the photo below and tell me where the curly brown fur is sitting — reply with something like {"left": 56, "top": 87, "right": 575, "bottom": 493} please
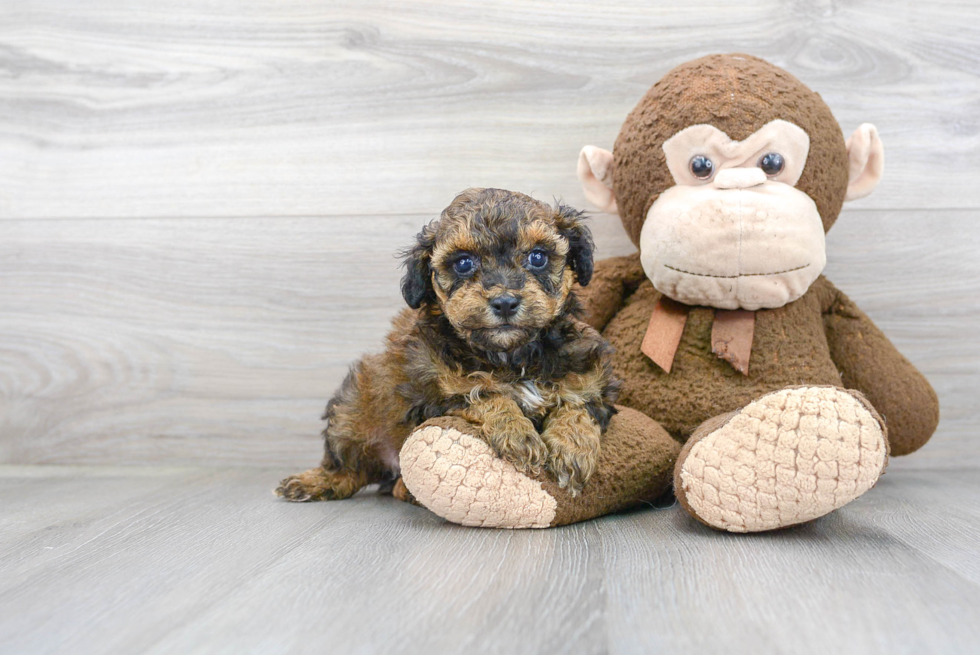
{"left": 276, "top": 188, "right": 619, "bottom": 501}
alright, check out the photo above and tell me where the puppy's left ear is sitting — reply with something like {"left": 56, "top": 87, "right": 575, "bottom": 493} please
{"left": 400, "top": 222, "right": 438, "bottom": 309}
{"left": 555, "top": 203, "right": 595, "bottom": 287}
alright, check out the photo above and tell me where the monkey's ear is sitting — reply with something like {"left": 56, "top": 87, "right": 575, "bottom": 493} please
{"left": 555, "top": 204, "right": 595, "bottom": 287}
{"left": 400, "top": 225, "right": 437, "bottom": 309}
{"left": 844, "top": 124, "right": 884, "bottom": 201}
{"left": 577, "top": 146, "right": 619, "bottom": 214}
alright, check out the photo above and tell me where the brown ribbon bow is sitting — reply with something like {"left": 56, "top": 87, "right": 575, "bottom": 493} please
{"left": 641, "top": 297, "right": 755, "bottom": 375}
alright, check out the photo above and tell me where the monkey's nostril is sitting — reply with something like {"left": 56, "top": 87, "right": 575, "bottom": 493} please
{"left": 489, "top": 294, "right": 521, "bottom": 319}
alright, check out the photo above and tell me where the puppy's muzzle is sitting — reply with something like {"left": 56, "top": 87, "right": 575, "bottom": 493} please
{"left": 489, "top": 294, "right": 521, "bottom": 319}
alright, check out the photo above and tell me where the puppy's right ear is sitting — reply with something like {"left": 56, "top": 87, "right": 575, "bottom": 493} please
{"left": 400, "top": 223, "right": 437, "bottom": 309}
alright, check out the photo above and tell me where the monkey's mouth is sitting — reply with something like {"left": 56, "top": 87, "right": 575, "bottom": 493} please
{"left": 663, "top": 263, "right": 810, "bottom": 279}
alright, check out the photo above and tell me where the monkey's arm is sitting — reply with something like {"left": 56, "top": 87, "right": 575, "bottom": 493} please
{"left": 576, "top": 252, "right": 647, "bottom": 331}
{"left": 820, "top": 279, "right": 939, "bottom": 456}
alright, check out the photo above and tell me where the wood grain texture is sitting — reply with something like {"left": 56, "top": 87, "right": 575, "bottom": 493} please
{"left": 0, "top": 0, "right": 978, "bottom": 220}
{"left": 2, "top": 209, "right": 976, "bottom": 468}
{"left": 1, "top": 3, "right": 977, "bottom": 653}
{"left": 1, "top": 465, "right": 979, "bottom": 654}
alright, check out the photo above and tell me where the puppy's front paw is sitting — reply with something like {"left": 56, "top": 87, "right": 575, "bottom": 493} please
{"left": 542, "top": 408, "right": 602, "bottom": 496}
{"left": 482, "top": 414, "right": 549, "bottom": 476}
{"left": 546, "top": 441, "right": 598, "bottom": 496}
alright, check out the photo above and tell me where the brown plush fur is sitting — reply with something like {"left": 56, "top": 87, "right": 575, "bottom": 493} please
{"left": 613, "top": 53, "right": 850, "bottom": 245}
{"left": 277, "top": 188, "right": 619, "bottom": 502}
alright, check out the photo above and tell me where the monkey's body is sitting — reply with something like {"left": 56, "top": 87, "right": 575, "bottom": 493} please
{"left": 586, "top": 255, "right": 938, "bottom": 456}
{"left": 600, "top": 268, "right": 842, "bottom": 436}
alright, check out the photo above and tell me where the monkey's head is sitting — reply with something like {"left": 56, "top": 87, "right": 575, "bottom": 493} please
{"left": 578, "top": 54, "right": 884, "bottom": 310}
{"left": 401, "top": 188, "right": 594, "bottom": 352}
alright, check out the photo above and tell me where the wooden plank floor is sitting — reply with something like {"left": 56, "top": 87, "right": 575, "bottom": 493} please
{"left": 2, "top": 461, "right": 979, "bottom": 655}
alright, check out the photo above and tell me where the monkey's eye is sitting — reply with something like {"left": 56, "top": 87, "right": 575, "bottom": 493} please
{"left": 453, "top": 256, "right": 476, "bottom": 275}
{"left": 689, "top": 155, "right": 714, "bottom": 180}
{"left": 527, "top": 249, "right": 549, "bottom": 269}
{"left": 758, "top": 152, "right": 785, "bottom": 177}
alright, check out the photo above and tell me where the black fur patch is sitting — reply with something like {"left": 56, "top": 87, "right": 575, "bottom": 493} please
{"left": 400, "top": 223, "right": 438, "bottom": 309}
{"left": 320, "top": 362, "right": 361, "bottom": 469}
{"left": 555, "top": 202, "right": 595, "bottom": 287}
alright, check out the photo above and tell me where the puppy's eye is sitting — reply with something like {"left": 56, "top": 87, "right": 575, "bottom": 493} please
{"left": 453, "top": 256, "right": 475, "bottom": 275}
{"left": 758, "top": 152, "right": 785, "bottom": 177}
{"left": 527, "top": 249, "right": 548, "bottom": 269}
{"left": 690, "top": 155, "right": 714, "bottom": 180}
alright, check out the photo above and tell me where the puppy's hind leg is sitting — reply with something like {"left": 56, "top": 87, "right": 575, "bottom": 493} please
{"left": 276, "top": 359, "right": 384, "bottom": 502}
{"left": 276, "top": 467, "right": 369, "bottom": 502}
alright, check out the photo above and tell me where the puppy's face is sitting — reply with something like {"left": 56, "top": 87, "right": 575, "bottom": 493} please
{"left": 401, "top": 188, "right": 594, "bottom": 352}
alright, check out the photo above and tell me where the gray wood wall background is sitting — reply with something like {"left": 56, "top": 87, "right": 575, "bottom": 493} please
{"left": 1, "top": 0, "right": 978, "bottom": 470}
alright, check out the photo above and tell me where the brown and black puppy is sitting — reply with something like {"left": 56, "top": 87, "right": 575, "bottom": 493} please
{"left": 276, "top": 188, "right": 618, "bottom": 503}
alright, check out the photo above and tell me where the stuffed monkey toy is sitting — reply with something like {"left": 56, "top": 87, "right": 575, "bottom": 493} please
{"left": 398, "top": 54, "right": 939, "bottom": 532}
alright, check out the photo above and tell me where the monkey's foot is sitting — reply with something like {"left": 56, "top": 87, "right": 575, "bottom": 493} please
{"left": 399, "top": 408, "right": 679, "bottom": 529}
{"left": 674, "top": 386, "right": 888, "bottom": 533}
{"left": 399, "top": 418, "right": 557, "bottom": 528}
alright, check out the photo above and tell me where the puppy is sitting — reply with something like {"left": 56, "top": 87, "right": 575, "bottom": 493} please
{"left": 276, "top": 188, "right": 618, "bottom": 503}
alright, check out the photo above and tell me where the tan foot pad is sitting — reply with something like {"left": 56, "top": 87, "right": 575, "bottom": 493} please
{"left": 400, "top": 425, "right": 558, "bottom": 529}
{"left": 676, "top": 387, "right": 888, "bottom": 533}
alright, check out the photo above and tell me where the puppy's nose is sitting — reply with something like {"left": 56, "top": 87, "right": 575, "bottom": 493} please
{"left": 490, "top": 294, "right": 521, "bottom": 319}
